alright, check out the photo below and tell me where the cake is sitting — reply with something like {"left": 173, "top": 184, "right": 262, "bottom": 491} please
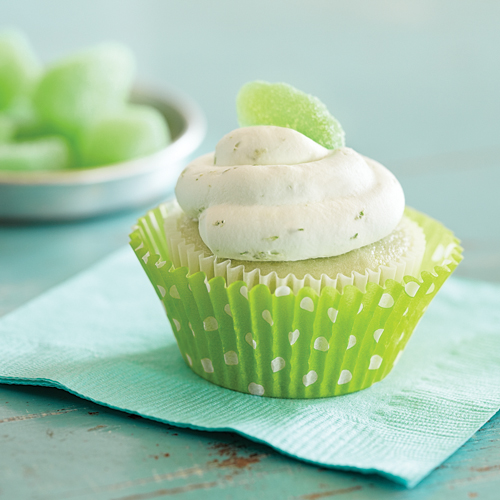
{"left": 130, "top": 81, "right": 462, "bottom": 398}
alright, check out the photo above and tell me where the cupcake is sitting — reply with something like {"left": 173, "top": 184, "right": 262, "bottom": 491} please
{"left": 130, "top": 81, "right": 462, "bottom": 398}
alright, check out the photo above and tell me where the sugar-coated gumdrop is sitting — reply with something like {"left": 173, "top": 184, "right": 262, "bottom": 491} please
{"left": 34, "top": 43, "right": 135, "bottom": 134}
{"left": 0, "top": 30, "right": 41, "bottom": 111}
{"left": 236, "top": 81, "right": 345, "bottom": 150}
{"left": 79, "top": 105, "right": 170, "bottom": 166}
{"left": 3, "top": 98, "right": 50, "bottom": 140}
{"left": 0, "top": 115, "right": 16, "bottom": 143}
{"left": 0, "top": 136, "right": 71, "bottom": 171}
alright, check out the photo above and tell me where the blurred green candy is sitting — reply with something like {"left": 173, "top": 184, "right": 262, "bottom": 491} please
{"left": 79, "top": 105, "right": 171, "bottom": 166}
{"left": 0, "top": 30, "right": 41, "bottom": 111}
{"left": 3, "top": 98, "right": 51, "bottom": 140}
{"left": 237, "top": 81, "right": 345, "bottom": 150}
{"left": 0, "top": 135, "right": 71, "bottom": 171}
{"left": 34, "top": 43, "right": 135, "bottom": 135}
{"left": 0, "top": 115, "right": 16, "bottom": 143}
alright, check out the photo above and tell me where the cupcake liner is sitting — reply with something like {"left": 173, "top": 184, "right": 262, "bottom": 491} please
{"left": 164, "top": 203, "right": 426, "bottom": 294}
{"left": 129, "top": 204, "right": 462, "bottom": 398}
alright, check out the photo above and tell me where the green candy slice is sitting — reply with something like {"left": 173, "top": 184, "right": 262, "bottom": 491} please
{"left": 79, "top": 105, "right": 171, "bottom": 166}
{"left": 236, "top": 81, "right": 345, "bottom": 150}
{"left": 33, "top": 43, "right": 135, "bottom": 135}
{"left": 0, "top": 30, "right": 41, "bottom": 111}
{"left": 0, "top": 136, "right": 72, "bottom": 171}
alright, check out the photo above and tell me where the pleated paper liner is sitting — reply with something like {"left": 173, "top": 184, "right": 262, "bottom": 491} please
{"left": 163, "top": 202, "right": 426, "bottom": 294}
{"left": 129, "top": 205, "right": 463, "bottom": 398}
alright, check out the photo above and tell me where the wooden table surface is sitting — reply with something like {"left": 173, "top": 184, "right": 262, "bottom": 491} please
{"left": 1, "top": 1, "right": 500, "bottom": 498}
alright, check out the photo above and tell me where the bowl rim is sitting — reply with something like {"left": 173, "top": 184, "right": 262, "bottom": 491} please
{"left": 0, "top": 85, "right": 206, "bottom": 186}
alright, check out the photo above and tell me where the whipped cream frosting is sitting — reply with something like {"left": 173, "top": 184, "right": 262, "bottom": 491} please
{"left": 175, "top": 126, "right": 405, "bottom": 262}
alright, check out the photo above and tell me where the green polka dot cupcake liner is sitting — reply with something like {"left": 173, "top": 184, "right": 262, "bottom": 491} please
{"left": 129, "top": 205, "right": 462, "bottom": 398}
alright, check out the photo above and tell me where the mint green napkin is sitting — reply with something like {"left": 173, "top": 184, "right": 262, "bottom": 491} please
{"left": 1, "top": 247, "right": 499, "bottom": 488}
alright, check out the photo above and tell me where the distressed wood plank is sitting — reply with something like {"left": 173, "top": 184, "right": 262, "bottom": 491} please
{"left": 1, "top": 385, "right": 499, "bottom": 500}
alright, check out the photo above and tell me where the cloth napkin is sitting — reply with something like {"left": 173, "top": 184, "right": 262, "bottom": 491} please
{"left": 1, "top": 247, "right": 499, "bottom": 488}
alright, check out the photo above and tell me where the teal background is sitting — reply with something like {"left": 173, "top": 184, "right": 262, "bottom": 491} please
{"left": 1, "top": 1, "right": 499, "bottom": 499}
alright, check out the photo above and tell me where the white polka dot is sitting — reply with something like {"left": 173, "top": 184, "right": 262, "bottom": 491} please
{"left": 157, "top": 285, "right": 166, "bottom": 297}
{"left": 373, "top": 329, "right": 384, "bottom": 343}
{"left": 426, "top": 283, "right": 435, "bottom": 294}
{"left": 155, "top": 260, "right": 166, "bottom": 269}
{"left": 262, "top": 310, "right": 274, "bottom": 326}
{"left": 327, "top": 307, "right": 338, "bottom": 323}
{"left": 442, "top": 259, "right": 453, "bottom": 266}
{"left": 188, "top": 323, "right": 195, "bottom": 336}
{"left": 224, "top": 351, "right": 238, "bottom": 365}
{"left": 224, "top": 304, "right": 232, "bottom": 317}
{"left": 403, "top": 307, "right": 409, "bottom": 316}
{"left": 169, "top": 285, "right": 180, "bottom": 299}
{"left": 300, "top": 297, "right": 314, "bottom": 312}
{"left": 173, "top": 319, "right": 181, "bottom": 332}
{"left": 358, "top": 303, "right": 363, "bottom": 314}
{"left": 431, "top": 244, "right": 445, "bottom": 262}
{"left": 245, "top": 332, "right": 257, "bottom": 349}
{"left": 203, "top": 317, "right": 218, "bottom": 331}
{"left": 405, "top": 281, "right": 420, "bottom": 298}
{"left": 201, "top": 358, "right": 214, "bottom": 373}
{"left": 275, "top": 286, "right": 291, "bottom": 297}
{"left": 369, "top": 355, "right": 383, "bottom": 370}
{"left": 271, "top": 357, "right": 286, "bottom": 372}
{"left": 398, "top": 331, "right": 405, "bottom": 343}
{"left": 394, "top": 351, "right": 403, "bottom": 366}
{"left": 288, "top": 329, "right": 300, "bottom": 345}
{"left": 205, "top": 279, "right": 211, "bottom": 292}
{"left": 248, "top": 382, "right": 265, "bottom": 396}
{"left": 347, "top": 335, "right": 356, "bottom": 350}
{"left": 240, "top": 285, "right": 248, "bottom": 299}
{"left": 303, "top": 370, "right": 318, "bottom": 387}
{"left": 313, "top": 337, "right": 329, "bottom": 351}
{"left": 379, "top": 293, "right": 394, "bottom": 308}
{"left": 186, "top": 353, "right": 193, "bottom": 366}
{"left": 445, "top": 242, "right": 456, "bottom": 258}
{"left": 134, "top": 242, "right": 144, "bottom": 251}
{"left": 141, "top": 251, "right": 150, "bottom": 264}
{"left": 188, "top": 284, "right": 192, "bottom": 291}
{"left": 338, "top": 370, "right": 352, "bottom": 385}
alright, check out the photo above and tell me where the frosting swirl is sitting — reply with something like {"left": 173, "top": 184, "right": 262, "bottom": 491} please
{"left": 175, "top": 126, "right": 405, "bottom": 262}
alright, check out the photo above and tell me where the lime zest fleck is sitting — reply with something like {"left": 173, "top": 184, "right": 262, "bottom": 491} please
{"left": 213, "top": 220, "right": 225, "bottom": 227}
{"left": 355, "top": 210, "right": 364, "bottom": 220}
{"left": 251, "top": 147, "right": 268, "bottom": 163}
{"left": 350, "top": 233, "right": 358, "bottom": 240}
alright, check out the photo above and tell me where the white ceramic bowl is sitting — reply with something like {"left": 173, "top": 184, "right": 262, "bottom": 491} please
{"left": 0, "top": 87, "right": 206, "bottom": 220}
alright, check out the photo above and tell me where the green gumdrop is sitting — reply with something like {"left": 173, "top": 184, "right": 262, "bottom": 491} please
{"left": 79, "top": 105, "right": 171, "bottom": 166}
{"left": 236, "top": 81, "right": 345, "bottom": 150}
{"left": 33, "top": 43, "right": 135, "bottom": 135}
{"left": 0, "top": 136, "right": 72, "bottom": 171}
{"left": 0, "top": 30, "right": 41, "bottom": 111}
{"left": 0, "top": 115, "right": 16, "bottom": 143}
{"left": 3, "top": 98, "right": 51, "bottom": 140}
